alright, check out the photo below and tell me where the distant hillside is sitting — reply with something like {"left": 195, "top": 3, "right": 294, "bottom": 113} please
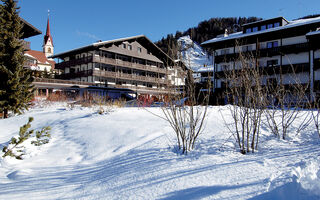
{"left": 155, "top": 16, "right": 262, "bottom": 58}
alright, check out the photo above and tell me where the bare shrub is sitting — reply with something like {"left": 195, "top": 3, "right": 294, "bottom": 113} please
{"left": 161, "top": 70, "right": 210, "bottom": 154}
{"left": 263, "top": 60, "right": 310, "bottom": 139}
{"left": 223, "top": 49, "right": 265, "bottom": 153}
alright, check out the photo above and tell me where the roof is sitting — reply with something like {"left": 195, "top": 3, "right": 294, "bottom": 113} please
{"left": 25, "top": 50, "right": 55, "bottom": 67}
{"left": 306, "top": 30, "right": 320, "bottom": 36}
{"left": 52, "top": 35, "right": 175, "bottom": 65}
{"left": 20, "top": 18, "right": 42, "bottom": 39}
{"left": 202, "top": 16, "right": 320, "bottom": 46}
{"left": 242, "top": 16, "right": 289, "bottom": 27}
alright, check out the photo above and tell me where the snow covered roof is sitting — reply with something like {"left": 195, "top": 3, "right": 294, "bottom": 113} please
{"left": 202, "top": 16, "right": 320, "bottom": 45}
{"left": 306, "top": 30, "right": 320, "bottom": 36}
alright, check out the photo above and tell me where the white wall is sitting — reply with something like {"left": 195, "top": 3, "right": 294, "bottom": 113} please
{"left": 282, "top": 36, "right": 307, "bottom": 46}
{"left": 315, "top": 50, "right": 320, "bottom": 59}
{"left": 282, "top": 72, "right": 309, "bottom": 84}
{"left": 282, "top": 52, "right": 309, "bottom": 65}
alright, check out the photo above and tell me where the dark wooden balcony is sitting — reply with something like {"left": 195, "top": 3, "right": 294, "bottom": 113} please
{"left": 55, "top": 56, "right": 94, "bottom": 70}
{"left": 92, "top": 69, "right": 167, "bottom": 84}
{"left": 314, "top": 58, "right": 320, "bottom": 70}
{"left": 214, "top": 42, "right": 311, "bottom": 64}
{"left": 279, "top": 43, "right": 309, "bottom": 55}
{"left": 214, "top": 62, "right": 310, "bottom": 78}
{"left": 93, "top": 56, "right": 167, "bottom": 74}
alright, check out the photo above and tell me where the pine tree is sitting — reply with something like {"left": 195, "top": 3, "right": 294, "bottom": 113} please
{"left": 0, "top": 0, "right": 34, "bottom": 118}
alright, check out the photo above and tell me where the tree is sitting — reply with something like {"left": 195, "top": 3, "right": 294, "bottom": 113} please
{"left": 0, "top": 0, "right": 34, "bottom": 118}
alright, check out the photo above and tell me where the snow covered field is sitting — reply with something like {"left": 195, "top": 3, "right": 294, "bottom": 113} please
{"left": 0, "top": 103, "right": 319, "bottom": 199}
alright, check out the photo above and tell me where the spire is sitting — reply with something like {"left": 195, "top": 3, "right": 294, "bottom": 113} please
{"left": 43, "top": 10, "right": 54, "bottom": 58}
{"left": 44, "top": 10, "right": 53, "bottom": 46}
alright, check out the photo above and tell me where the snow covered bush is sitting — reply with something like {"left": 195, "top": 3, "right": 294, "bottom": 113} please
{"left": 31, "top": 126, "right": 51, "bottom": 146}
{"left": 2, "top": 117, "right": 51, "bottom": 159}
{"left": 2, "top": 117, "right": 34, "bottom": 159}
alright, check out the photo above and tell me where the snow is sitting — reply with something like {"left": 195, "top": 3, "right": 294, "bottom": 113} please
{"left": 178, "top": 36, "right": 213, "bottom": 72}
{"left": 202, "top": 16, "right": 320, "bottom": 45}
{"left": 306, "top": 30, "right": 320, "bottom": 36}
{"left": 0, "top": 103, "right": 319, "bottom": 199}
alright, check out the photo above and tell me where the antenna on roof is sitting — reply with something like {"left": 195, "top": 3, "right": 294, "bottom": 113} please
{"left": 48, "top": 9, "right": 50, "bottom": 17}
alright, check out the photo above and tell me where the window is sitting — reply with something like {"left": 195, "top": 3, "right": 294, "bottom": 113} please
{"left": 122, "top": 44, "right": 126, "bottom": 49}
{"left": 273, "top": 41, "right": 279, "bottom": 47}
{"left": 267, "top": 59, "right": 278, "bottom": 67}
{"left": 261, "top": 25, "right": 266, "bottom": 30}
{"left": 267, "top": 23, "right": 273, "bottom": 29}
{"left": 274, "top": 22, "right": 280, "bottom": 27}
{"left": 137, "top": 47, "right": 142, "bottom": 53}
{"left": 252, "top": 27, "right": 258, "bottom": 32}
{"left": 128, "top": 45, "right": 132, "bottom": 50}
{"left": 48, "top": 47, "right": 51, "bottom": 53}
{"left": 246, "top": 28, "right": 252, "bottom": 33}
{"left": 267, "top": 41, "right": 279, "bottom": 49}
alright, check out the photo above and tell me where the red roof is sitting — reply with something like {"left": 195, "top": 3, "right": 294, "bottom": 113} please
{"left": 25, "top": 50, "right": 55, "bottom": 69}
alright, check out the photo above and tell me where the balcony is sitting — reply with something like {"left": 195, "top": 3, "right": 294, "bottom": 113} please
{"left": 314, "top": 58, "right": 320, "bottom": 70}
{"left": 55, "top": 56, "right": 94, "bottom": 69}
{"left": 280, "top": 43, "right": 309, "bottom": 55}
{"left": 214, "top": 42, "right": 311, "bottom": 64}
{"left": 93, "top": 56, "right": 167, "bottom": 74}
{"left": 214, "top": 62, "right": 310, "bottom": 78}
{"left": 92, "top": 69, "right": 167, "bottom": 84}
{"left": 56, "top": 56, "right": 168, "bottom": 75}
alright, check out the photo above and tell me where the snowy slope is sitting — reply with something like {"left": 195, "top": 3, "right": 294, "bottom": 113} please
{"left": 178, "top": 36, "right": 213, "bottom": 72}
{"left": 0, "top": 104, "right": 319, "bottom": 199}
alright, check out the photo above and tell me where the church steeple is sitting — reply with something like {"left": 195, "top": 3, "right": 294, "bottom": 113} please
{"left": 43, "top": 11, "right": 54, "bottom": 58}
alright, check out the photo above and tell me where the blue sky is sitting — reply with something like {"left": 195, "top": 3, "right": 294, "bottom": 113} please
{"left": 18, "top": 0, "right": 319, "bottom": 54}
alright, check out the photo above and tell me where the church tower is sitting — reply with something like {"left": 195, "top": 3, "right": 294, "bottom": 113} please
{"left": 43, "top": 14, "right": 53, "bottom": 59}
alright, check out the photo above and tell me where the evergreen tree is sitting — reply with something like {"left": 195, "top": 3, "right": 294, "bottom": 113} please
{"left": 0, "top": 0, "right": 34, "bottom": 118}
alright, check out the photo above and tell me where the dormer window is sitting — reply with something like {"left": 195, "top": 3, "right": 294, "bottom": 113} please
{"left": 122, "top": 44, "right": 126, "bottom": 49}
{"left": 252, "top": 27, "right": 258, "bottom": 32}
{"left": 137, "top": 47, "right": 142, "bottom": 53}
{"left": 246, "top": 28, "right": 252, "bottom": 33}
{"left": 267, "top": 24, "right": 273, "bottom": 29}
{"left": 274, "top": 22, "right": 280, "bottom": 27}
{"left": 261, "top": 25, "right": 266, "bottom": 30}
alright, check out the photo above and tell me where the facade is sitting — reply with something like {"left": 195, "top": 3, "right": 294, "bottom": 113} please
{"left": 201, "top": 16, "right": 320, "bottom": 104}
{"left": 53, "top": 35, "right": 185, "bottom": 95}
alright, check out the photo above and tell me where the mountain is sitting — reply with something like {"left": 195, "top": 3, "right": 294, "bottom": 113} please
{"left": 177, "top": 35, "right": 212, "bottom": 72}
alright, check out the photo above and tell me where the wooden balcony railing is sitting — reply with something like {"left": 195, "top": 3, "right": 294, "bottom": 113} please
{"left": 33, "top": 77, "right": 93, "bottom": 86}
{"left": 93, "top": 56, "right": 167, "bottom": 74}
{"left": 56, "top": 56, "right": 167, "bottom": 75}
{"left": 214, "top": 42, "right": 311, "bottom": 63}
{"left": 92, "top": 69, "right": 167, "bottom": 84}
